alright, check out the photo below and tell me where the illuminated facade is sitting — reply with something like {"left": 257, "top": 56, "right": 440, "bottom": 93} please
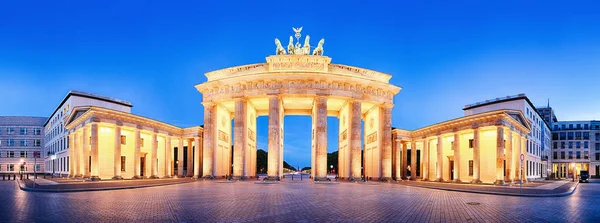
{"left": 550, "top": 121, "right": 600, "bottom": 179}
{"left": 0, "top": 116, "right": 46, "bottom": 173}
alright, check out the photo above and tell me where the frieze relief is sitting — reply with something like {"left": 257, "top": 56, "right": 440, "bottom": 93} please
{"left": 271, "top": 61, "right": 325, "bottom": 72}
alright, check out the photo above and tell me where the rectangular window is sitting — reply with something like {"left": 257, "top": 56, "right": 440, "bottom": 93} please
{"left": 451, "top": 142, "right": 454, "bottom": 150}
{"left": 552, "top": 133, "right": 558, "bottom": 140}
{"left": 33, "top": 128, "right": 41, "bottom": 135}
{"left": 596, "top": 143, "right": 600, "bottom": 150}
{"left": 141, "top": 138, "right": 144, "bottom": 147}
{"left": 469, "top": 160, "right": 473, "bottom": 176}
{"left": 9, "top": 164, "right": 14, "bottom": 171}
{"left": 568, "top": 132, "right": 574, "bottom": 140}
{"left": 469, "top": 139, "right": 473, "bottom": 148}
{"left": 576, "top": 151, "right": 581, "bottom": 159}
{"left": 584, "top": 151, "right": 589, "bottom": 160}
{"left": 577, "top": 124, "right": 581, "bottom": 129}
{"left": 569, "top": 124, "right": 574, "bottom": 130}
{"left": 576, "top": 142, "right": 581, "bottom": 148}
{"left": 553, "top": 152, "right": 557, "bottom": 160}
{"left": 575, "top": 132, "right": 582, "bottom": 140}
{"left": 561, "top": 151, "right": 565, "bottom": 159}
{"left": 34, "top": 139, "right": 41, "bottom": 147}
{"left": 553, "top": 142, "right": 558, "bottom": 149}
{"left": 560, "top": 133, "right": 566, "bottom": 140}
{"left": 584, "top": 132, "right": 590, "bottom": 140}
{"left": 568, "top": 151, "right": 573, "bottom": 159}
{"left": 8, "top": 139, "right": 14, "bottom": 146}
{"left": 585, "top": 142, "right": 589, "bottom": 148}
{"left": 20, "top": 128, "right": 27, "bottom": 135}
{"left": 585, "top": 124, "right": 589, "bottom": 130}
{"left": 20, "top": 140, "right": 27, "bottom": 147}
{"left": 121, "top": 156, "right": 126, "bottom": 171}
{"left": 568, "top": 142, "right": 573, "bottom": 149}
{"left": 7, "top": 128, "right": 14, "bottom": 135}
{"left": 596, "top": 153, "right": 600, "bottom": 161}
{"left": 35, "top": 164, "right": 41, "bottom": 171}
{"left": 121, "top": 135, "right": 126, "bottom": 145}
{"left": 554, "top": 125, "right": 559, "bottom": 131}
{"left": 561, "top": 142, "right": 566, "bottom": 149}
{"left": 597, "top": 133, "right": 600, "bottom": 141}
{"left": 20, "top": 151, "right": 25, "bottom": 158}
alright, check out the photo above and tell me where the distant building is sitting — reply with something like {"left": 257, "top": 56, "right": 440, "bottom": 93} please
{"left": 43, "top": 90, "right": 133, "bottom": 175}
{"left": 537, "top": 106, "right": 558, "bottom": 126}
{"left": 0, "top": 116, "right": 47, "bottom": 173}
{"left": 463, "top": 94, "right": 552, "bottom": 181}
{"left": 550, "top": 121, "right": 600, "bottom": 178}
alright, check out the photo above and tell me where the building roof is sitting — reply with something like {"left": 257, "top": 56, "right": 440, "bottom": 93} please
{"left": 44, "top": 90, "right": 133, "bottom": 126}
{"left": 462, "top": 93, "right": 551, "bottom": 130}
{"left": 0, "top": 116, "right": 48, "bottom": 126}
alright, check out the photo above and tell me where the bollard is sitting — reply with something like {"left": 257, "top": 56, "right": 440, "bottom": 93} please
{"left": 292, "top": 174, "right": 294, "bottom": 181}
{"left": 13, "top": 174, "right": 16, "bottom": 181}
{"left": 301, "top": 174, "right": 303, "bottom": 181}
{"left": 27, "top": 174, "right": 29, "bottom": 179}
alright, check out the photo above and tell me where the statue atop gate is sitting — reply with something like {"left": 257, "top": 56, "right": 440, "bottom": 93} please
{"left": 274, "top": 27, "right": 325, "bottom": 56}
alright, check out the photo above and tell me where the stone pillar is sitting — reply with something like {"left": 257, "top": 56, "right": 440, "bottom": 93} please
{"left": 268, "top": 96, "right": 283, "bottom": 179}
{"left": 472, "top": 128, "right": 481, "bottom": 183}
{"left": 515, "top": 135, "right": 522, "bottom": 182}
{"left": 113, "top": 124, "right": 123, "bottom": 180}
{"left": 410, "top": 141, "right": 417, "bottom": 180}
{"left": 380, "top": 105, "right": 393, "bottom": 181}
{"left": 494, "top": 126, "right": 505, "bottom": 185}
{"left": 394, "top": 139, "right": 402, "bottom": 180}
{"left": 233, "top": 98, "right": 247, "bottom": 179}
{"left": 74, "top": 131, "right": 82, "bottom": 178}
{"left": 521, "top": 136, "right": 528, "bottom": 183}
{"left": 150, "top": 132, "right": 159, "bottom": 179}
{"left": 90, "top": 123, "right": 100, "bottom": 181}
{"left": 165, "top": 136, "right": 172, "bottom": 178}
{"left": 202, "top": 102, "right": 215, "bottom": 178}
{"left": 187, "top": 140, "right": 193, "bottom": 177}
{"left": 178, "top": 138, "right": 184, "bottom": 177}
{"left": 349, "top": 101, "right": 362, "bottom": 180}
{"left": 422, "top": 138, "right": 429, "bottom": 181}
{"left": 436, "top": 135, "right": 443, "bottom": 182}
{"left": 82, "top": 127, "right": 90, "bottom": 178}
{"left": 193, "top": 137, "right": 201, "bottom": 179}
{"left": 453, "top": 132, "right": 461, "bottom": 183}
{"left": 401, "top": 142, "right": 408, "bottom": 180}
{"left": 314, "top": 96, "right": 328, "bottom": 181}
{"left": 68, "top": 132, "right": 75, "bottom": 178}
{"left": 133, "top": 127, "right": 141, "bottom": 179}
{"left": 505, "top": 131, "right": 513, "bottom": 183}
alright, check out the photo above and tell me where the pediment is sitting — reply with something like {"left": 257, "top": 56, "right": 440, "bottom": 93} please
{"left": 506, "top": 110, "right": 531, "bottom": 130}
{"left": 64, "top": 107, "right": 90, "bottom": 127}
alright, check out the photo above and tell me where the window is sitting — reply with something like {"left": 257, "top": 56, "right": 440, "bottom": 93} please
{"left": 584, "top": 151, "right": 589, "bottom": 160}
{"left": 584, "top": 132, "right": 590, "bottom": 140}
{"left": 33, "top": 128, "right": 41, "bottom": 135}
{"left": 20, "top": 140, "right": 27, "bottom": 147}
{"left": 569, "top": 124, "right": 574, "bottom": 130}
{"left": 568, "top": 151, "right": 573, "bottom": 159}
{"left": 575, "top": 132, "right": 582, "bottom": 140}
{"left": 561, "top": 142, "right": 566, "bottom": 149}
{"left": 576, "top": 151, "right": 581, "bottom": 159}
{"left": 469, "top": 139, "right": 473, "bottom": 148}
{"left": 9, "top": 151, "right": 14, "bottom": 158}
{"left": 121, "top": 156, "right": 126, "bottom": 171}
{"left": 596, "top": 143, "right": 600, "bottom": 150}
{"left": 9, "top": 164, "right": 14, "bottom": 171}
{"left": 585, "top": 142, "right": 589, "bottom": 149}
{"left": 560, "top": 151, "right": 565, "bottom": 159}
{"left": 596, "top": 153, "right": 600, "bottom": 161}
{"left": 121, "top": 135, "right": 126, "bottom": 145}
{"left": 576, "top": 142, "right": 581, "bottom": 148}
{"left": 7, "top": 128, "right": 14, "bottom": 135}
{"left": 469, "top": 160, "right": 473, "bottom": 176}
{"left": 7, "top": 139, "right": 14, "bottom": 147}
{"left": 35, "top": 164, "right": 41, "bottom": 171}
{"left": 585, "top": 124, "right": 589, "bottom": 130}
{"left": 553, "top": 142, "right": 558, "bottom": 149}
{"left": 553, "top": 152, "right": 558, "bottom": 160}
{"left": 552, "top": 133, "right": 558, "bottom": 140}
{"left": 34, "top": 139, "right": 41, "bottom": 147}
{"left": 451, "top": 142, "right": 454, "bottom": 150}
{"left": 141, "top": 138, "right": 144, "bottom": 147}
{"left": 560, "top": 133, "right": 566, "bottom": 140}
{"left": 568, "top": 132, "right": 574, "bottom": 140}
{"left": 20, "top": 151, "right": 25, "bottom": 158}
{"left": 554, "top": 125, "right": 559, "bottom": 131}
{"left": 577, "top": 124, "right": 581, "bottom": 129}
{"left": 568, "top": 142, "right": 573, "bottom": 149}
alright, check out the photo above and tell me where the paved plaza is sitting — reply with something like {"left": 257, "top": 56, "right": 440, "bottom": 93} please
{"left": 2, "top": 179, "right": 600, "bottom": 222}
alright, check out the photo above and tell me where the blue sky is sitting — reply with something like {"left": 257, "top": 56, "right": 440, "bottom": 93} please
{"left": 1, "top": 1, "right": 599, "bottom": 168}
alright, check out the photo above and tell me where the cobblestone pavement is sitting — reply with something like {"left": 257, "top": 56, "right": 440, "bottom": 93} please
{"left": 1, "top": 179, "right": 600, "bottom": 222}
{"left": 399, "top": 180, "right": 576, "bottom": 195}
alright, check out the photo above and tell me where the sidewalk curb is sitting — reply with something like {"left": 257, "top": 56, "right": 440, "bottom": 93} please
{"left": 400, "top": 182, "right": 579, "bottom": 197}
{"left": 16, "top": 179, "right": 196, "bottom": 193}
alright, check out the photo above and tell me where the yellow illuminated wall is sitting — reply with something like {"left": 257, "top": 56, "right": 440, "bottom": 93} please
{"left": 364, "top": 106, "right": 380, "bottom": 178}
{"left": 215, "top": 104, "right": 232, "bottom": 177}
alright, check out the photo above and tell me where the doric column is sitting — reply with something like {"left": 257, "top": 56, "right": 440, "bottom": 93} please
{"left": 193, "top": 137, "right": 201, "bottom": 179}
{"left": 202, "top": 102, "right": 215, "bottom": 178}
{"left": 90, "top": 123, "right": 100, "bottom": 181}
{"left": 74, "top": 131, "right": 82, "bottom": 177}
{"left": 68, "top": 132, "right": 75, "bottom": 177}
{"left": 380, "top": 104, "right": 393, "bottom": 181}
{"left": 515, "top": 135, "right": 522, "bottom": 182}
{"left": 186, "top": 139, "right": 193, "bottom": 177}
{"left": 521, "top": 136, "right": 528, "bottom": 183}
{"left": 268, "top": 95, "right": 283, "bottom": 179}
{"left": 453, "top": 132, "right": 461, "bottom": 183}
{"left": 505, "top": 131, "right": 513, "bottom": 183}
{"left": 150, "top": 131, "right": 159, "bottom": 179}
{"left": 314, "top": 96, "right": 328, "bottom": 181}
{"left": 422, "top": 138, "right": 429, "bottom": 181}
{"left": 436, "top": 135, "right": 443, "bottom": 182}
{"left": 81, "top": 127, "right": 89, "bottom": 178}
{"left": 349, "top": 101, "right": 362, "bottom": 180}
{"left": 165, "top": 136, "right": 172, "bottom": 178}
{"left": 133, "top": 127, "right": 141, "bottom": 179}
{"left": 494, "top": 126, "right": 505, "bottom": 185}
{"left": 472, "top": 128, "right": 481, "bottom": 183}
{"left": 394, "top": 138, "right": 402, "bottom": 180}
{"left": 233, "top": 98, "right": 247, "bottom": 179}
{"left": 401, "top": 142, "right": 408, "bottom": 180}
{"left": 113, "top": 124, "right": 123, "bottom": 180}
{"left": 178, "top": 138, "right": 184, "bottom": 177}
{"left": 410, "top": 141, "right": 417, "bottom": 180}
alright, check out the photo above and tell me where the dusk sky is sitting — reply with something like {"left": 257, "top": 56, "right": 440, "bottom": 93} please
{"left": 2, "top": 1, "right": 599, "bottom": 168}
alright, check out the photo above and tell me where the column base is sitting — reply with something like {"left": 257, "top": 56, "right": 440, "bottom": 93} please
{"left": 74, "top": 174, "right": 83, "bottom": 178}
{"left": 164, "top": 175, "right": 172, "bottom": 178}
{"left": 132, "top": 175, "right": 143, "bottom": 179}
{"left": 83, "top": 175, "right": 91, "bottom": 179}
{"left": 435, "top": 178, "right": 444, "bottom": 182}
{"left": 494, "top": 180, "right": 506, "bottom": 185}
{"left": 453, "top": 179, "right": 462, "bottom": 183}
{"left": 90, "top": 176, "right": 101, "bottom": 181}
{"left": 149, "top": 175, "right": 160, "bottom": 179}
{"left": 380, "top": 177, "right": 393, "bottom": 182}
{"left": 112, "top": 176, "right": 124, "bottom": 180}
{"left": 192, "top": 175, "right": 200, "bottom": 179}
{"left": 313, "top": 177, "right": 330, "bottom": 182}
{"left": 471, "top": 179, "right": 482, "bottom": 184}
{"left": 504, "top": 179, "right": 513, "bottom": 184}
{"left": 421, "top": 178, "right": 429, "bottom": 182}
{"left": 202, "top": 175, "right": 215, "bottom": 179}
{"left": 409, "top": 176, "right": 417, "bottom": 181}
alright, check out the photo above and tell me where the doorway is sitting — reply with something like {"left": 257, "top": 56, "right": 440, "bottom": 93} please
{"left": 449, "top": 160, "right": 454, "bottom": 181}
{"left": 140, "top": 156, "right": 146, "bottom": 177}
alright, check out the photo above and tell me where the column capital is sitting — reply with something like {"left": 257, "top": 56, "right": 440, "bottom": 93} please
{"left": 136, "top": 125, "right": 143, "bottom": 130}
{"left": 202, "top": 101, "right": 216, "bottom": 108}
{"left": 381, "top": 103, "right": 394, "bottom": 109}
{"left": 115, "top": 121, "right": 123, "bottom": 126}
{"left": 233, "top": 97, "right": 248, "bottom": 102}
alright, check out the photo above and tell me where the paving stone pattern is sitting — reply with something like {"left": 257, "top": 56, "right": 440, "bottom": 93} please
{"left": 1, "top": 179, "right": 600, "bottom": 222}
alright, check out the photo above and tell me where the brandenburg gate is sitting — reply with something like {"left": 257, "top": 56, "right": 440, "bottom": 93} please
{"left": 195, "top": 27, "right": 401, "bottom": 181}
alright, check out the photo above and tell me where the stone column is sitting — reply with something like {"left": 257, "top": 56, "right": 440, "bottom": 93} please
{"left": 74, "top": 131, "right": 82, "bottom": 177}
{"left": 381, "top": 105, "right": 393, "bottom": 181}
{"left": 233, "top": 98, "right": 247, "bottom": 179}
{"left": 422, "top": 138, "right": 429, "bottom": 181}
{"left": 515, "top": 135, "right": 522, "bottom": 182}
{"left": 436, "top": 135, "right": 443, "bottom": 182}
{"left": 82, "top": 127, "right": 90, "bottom": 178}
{"left": 165, "top": 136, "right": 172, "bottom": 178}
{"left": 410, "top": 141, "right": 417, "bottom": 180}
{"left": 349, "top": 101, "right": 362, "bottom": 180}
{"left": 472, "top": 128, "right": 481, "bottom": 183}
{"left": 150, "top": 132, "right": 159, "bottom": 179}
{"left": 193, "top": 137, "right": 201, "bottom": 179}
{"left": 268, "top": 95, "right": 283, "bottom": 179}
{"left": 68, "top": 132, "right": 75, "bottom": 177}
{"left": 202, "top": 102, "right": 215, "bottom": 178}
{"left": 394, "top": 139, "right": 402, "bottom": 181}
{"left": 521, "top": 136, "right": 528, "bottom": 183}
{"left": 113, "top": 124, "right": 123, "bottom": 180}
{"left": 494, "top": 126, "right": 505, "bottom": 185}
{"left": 90, "top": 123, "right": 100, "bottom": 181}
{"left": 187, "top": 139, "right": 193, "bottom": 177}
{"left": 401, "top": 142, "right": 408, "bottom": 180}
{"left": 178, "top": 138, "right": 184, "bottom": 177}
{"left": 133, "top": 127, "right": 141, "bottom": 179}
{"left": 453, "top": 132, "right": 461, "bottom": 183}
{"left": 505, "top": 131, "right": 513, "bottom": 183}
{"left": 314, "top": 96, "right": 328, "bottom": 181}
